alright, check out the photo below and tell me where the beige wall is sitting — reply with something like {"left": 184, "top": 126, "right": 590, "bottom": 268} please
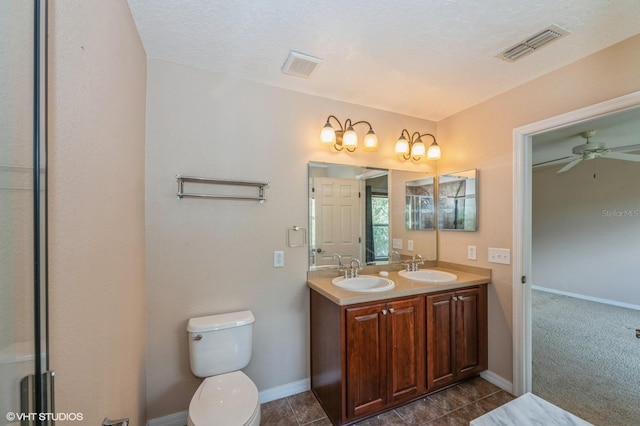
{"left": 48, "top": 1, "right": 147, "bottom": 424}
{"left": 144, "top": 59, "right": 436, "bottom": 419}
{"left": 532, "top": 161, "right": 640, "bottom": 305}
{"left": 437, "top": 34, "right": 640, "bottom": 382}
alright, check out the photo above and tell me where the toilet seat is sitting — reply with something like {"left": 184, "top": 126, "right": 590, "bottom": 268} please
{"left": 188, "top": 371, "right": 260, "bottom": 426}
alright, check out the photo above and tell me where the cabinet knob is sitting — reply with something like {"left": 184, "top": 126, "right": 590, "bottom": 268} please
{"left": 389, "top": 308, "right": 395, "bottom": 313}
{"left": 382, "top": 309, "right": 388, "bottom": 315}
{"left": 452, "top": 296, "right": 459, "bottom": 302}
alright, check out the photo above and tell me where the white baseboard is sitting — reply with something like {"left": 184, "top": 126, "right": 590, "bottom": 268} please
{"left": 147, "top": 378, "right": 311, "bottom": 426}
{"left": 258, "top": 378, "right": 310, "bottom": 403}
{"left": 480, "top": 370, "right": 513, "bottom": 394}
{"left": 532, "top": 286, "right": 640, "bottom": 311}
{"left": 147, "top": 410, "right": 188, "bottom": 426}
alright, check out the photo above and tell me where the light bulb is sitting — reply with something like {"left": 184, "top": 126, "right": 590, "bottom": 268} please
{"left": 395, "top": 135, "right": 409, "bottom": 155}
{"left": 342, "top": 126, "right": 358, "bottom": 149}
{"left": 411, "top": 139, "right": 426, "bottom": 159}
{"left": 320, "top": 121, "right": 336, "bottom": 144}
{"left": 427, "top": 142, "right": 441, "bottom": 160}
{"left": 363, "top": 130, "right": 378, "bottom": 151}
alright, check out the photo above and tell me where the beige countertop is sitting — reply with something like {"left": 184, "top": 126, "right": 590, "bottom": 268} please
{"left": 307, "top": 262, "right": 491, "bottom": 306}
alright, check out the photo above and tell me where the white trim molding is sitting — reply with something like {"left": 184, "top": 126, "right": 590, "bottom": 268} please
{"left": 147, "top": 410, "right": 188, "bottom": 426}
{"left": 480, "top": 370, "right": 513, "bottom": 394}
{"left": 532, "top": 286, "right": 640, "bottom": 311}
{"left": 512, "top": 90, "right": 640, "bottom": 396}
{"left": 258, "top": 378, "right": 310, "bottom": 404}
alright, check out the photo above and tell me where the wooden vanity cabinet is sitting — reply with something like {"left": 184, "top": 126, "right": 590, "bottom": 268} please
{"left": 346, "top": 296, "right": 425, "bottom": 418}
{"left": 311, "top": 291, "right": 425, "bottom": 425}
{"left": 310, "top": 284, "right": 487, "bottom": 425}
{"left": 425, "top": 286, "right": 487, "bottom": 391}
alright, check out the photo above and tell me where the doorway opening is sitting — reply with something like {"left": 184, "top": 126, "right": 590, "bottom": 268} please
{"left": 512, "top": 90, "right": 640, "bottom": 396}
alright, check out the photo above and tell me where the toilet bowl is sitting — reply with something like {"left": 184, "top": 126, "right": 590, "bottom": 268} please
{"left": 187, "top": 371, "right": 260, "bottom": 426}
{"left": 186, "top": 311, "right": 260, "bottom": 426}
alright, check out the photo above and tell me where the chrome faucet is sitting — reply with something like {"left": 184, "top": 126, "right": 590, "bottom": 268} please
{"left": 333, "top": 253, "right": 343, "bottom": 268}
{"left": 349, "top": 258, "right": 361, "bottom": 277}
{"left": 342, "top": 258, "right": 361, "bottom": 278}
{"left": 408, "top": 254, "right": 424, "bottom": 271}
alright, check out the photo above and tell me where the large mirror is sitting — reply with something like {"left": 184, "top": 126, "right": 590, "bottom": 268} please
{"left": 438, "top": 169, "right": 478, "bottom": 231}
{"left": 309, "top": 162, "right": 436, "bottom": 270}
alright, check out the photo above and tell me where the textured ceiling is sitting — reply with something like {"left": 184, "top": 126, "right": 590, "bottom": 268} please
{"left": 127, "top": 0, "right": 640, "bottom": 121}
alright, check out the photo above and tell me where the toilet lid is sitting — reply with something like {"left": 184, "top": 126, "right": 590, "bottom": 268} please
{"left": 189, "top": 371, "right": 259, "bottom": 426}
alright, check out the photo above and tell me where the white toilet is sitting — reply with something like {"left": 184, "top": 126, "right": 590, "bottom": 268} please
{"left": 187, "top": 310, "right": 261, "bottom": 426}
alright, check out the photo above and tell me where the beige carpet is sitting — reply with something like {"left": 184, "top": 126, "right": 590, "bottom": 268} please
{"left": 532, "top": 290, "right": 640, "bottom": 426}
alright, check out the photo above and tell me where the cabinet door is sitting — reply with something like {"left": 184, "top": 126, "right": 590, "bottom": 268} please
{"left": 387, "top": 297, "right": 426, "bottom": 403}
{"left": 426, "top": 292, "right": 456, "bottom": 390}
{"left": 346, "top": 303, "right": 387, "bottom": 418}
{"left": 455, "top": 287, "right": 487, "bottom": 377}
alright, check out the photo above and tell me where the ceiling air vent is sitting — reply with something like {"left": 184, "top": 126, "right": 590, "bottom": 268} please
{"left": 497, "top": 25, "right": 569, "bottom": 62}
{"left": 282, "top": 51, "right": 323, "bottom": 79}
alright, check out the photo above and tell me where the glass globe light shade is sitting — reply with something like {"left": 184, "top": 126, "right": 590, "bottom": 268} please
{"left": 342, "top": 126, "right": 358, "bottom": 149}
{"left": 363, "top": 130, "right": 378, "bottom": 151}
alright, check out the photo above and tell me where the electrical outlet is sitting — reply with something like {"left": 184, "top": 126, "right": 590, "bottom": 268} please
{"left": 408, "top": 240, "right": 414, "bottom": 251}
{"left": 488, "top": 248, "right": 510, "bottom": 264}
{"left": 273, "top": 250, "right": 284, "bottom": 268}
{"left": 392, "top": 238, "right": 403, "bottom": 249}
{"left": 467, "top": 245, "right": 477, "bottom": 260}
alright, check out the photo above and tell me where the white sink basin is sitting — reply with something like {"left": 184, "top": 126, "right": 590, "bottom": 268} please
{"left": 332, "top": 275, "right": 395, "bottom": 292}
{"left": 398, "top": 269, "right": 457, "bottom": 283}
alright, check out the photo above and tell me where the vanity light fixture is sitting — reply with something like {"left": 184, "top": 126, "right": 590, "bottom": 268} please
{"left": 394, "top": 129, "right": 441, "bottom": 161}
{"left": 320, "top": 115, "right": 378, "bottom": 152}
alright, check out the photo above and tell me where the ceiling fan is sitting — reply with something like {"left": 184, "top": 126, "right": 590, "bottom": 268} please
{"left": 535, "top": 130, "right": 640, "bottom": 174}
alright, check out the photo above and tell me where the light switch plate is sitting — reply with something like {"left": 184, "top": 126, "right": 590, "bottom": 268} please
{"left": 407, "top": 240, "right": 414, "bottom": 251}
{"left": 273, "top": 250, "right": 284, "bottom": 268}
{"left": 467, "top": 245, "right": 477, "bottom": 260}
{"left": 392, "top": 238, "right": 403, "bottom": 249}
{"left": 488, "top": 247, "right": 510, "bottom": 264}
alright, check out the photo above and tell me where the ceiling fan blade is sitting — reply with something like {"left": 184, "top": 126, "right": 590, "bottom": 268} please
{"left": 533, "top": 156, "right": 573, "bottom": 168}
{"left": 610, "top": 143, "right": 640, "bottom": 153}
{"left": 557, "top": 158, "right": 582, "bottom": 174}
{"left": 605, "top": 152, "right": 640, "bottom": 162}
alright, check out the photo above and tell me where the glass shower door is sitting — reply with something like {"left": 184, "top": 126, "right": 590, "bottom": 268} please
{"left": 1, "top": 0, "right": 51, "bottom": 424}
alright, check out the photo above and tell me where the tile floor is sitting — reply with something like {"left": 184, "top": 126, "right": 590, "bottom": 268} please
{"left": 260, "top": 377, "right": 515, "bottom": 426}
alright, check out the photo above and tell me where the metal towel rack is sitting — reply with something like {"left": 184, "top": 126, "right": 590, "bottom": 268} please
{"left": 176, "top": 175, "right": 269, "bottom": 202}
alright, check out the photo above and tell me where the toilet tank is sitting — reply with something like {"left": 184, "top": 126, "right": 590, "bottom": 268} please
{"left": 187, "top": 310, "right": 255, "bottom": 377}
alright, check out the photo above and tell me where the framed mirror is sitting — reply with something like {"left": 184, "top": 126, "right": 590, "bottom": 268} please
{"left": 438, "top": 169, "right": 478, "bottom": 231}
{"left": 405, "top": 177, "right": 435, "bottom": 230}
{"left": 308, "top": 163, "right": 437, "bottom": 270}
